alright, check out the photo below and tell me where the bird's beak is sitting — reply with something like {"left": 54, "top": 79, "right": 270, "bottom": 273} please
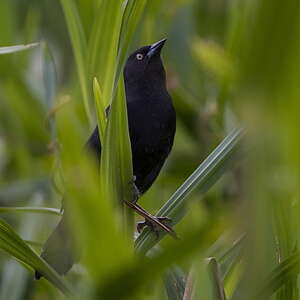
{"left": 147, "top": 38, "right": 167, "bottom": 59}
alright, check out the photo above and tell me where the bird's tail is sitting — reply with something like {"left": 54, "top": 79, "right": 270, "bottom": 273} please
{"left": 35, "top": 215, "right": 78, "bottom": 279}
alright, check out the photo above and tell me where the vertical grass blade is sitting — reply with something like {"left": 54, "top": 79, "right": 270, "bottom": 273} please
{"left": 88, "top": 1, "right": 124, "bottom": 108}
{"left": 100, "top": 78, "right": 133, "bottom": 232}
{"left": 164, "top": 266, "right": 186, "bottom": 300}
{"left": 93, "top": 77, "right": 107, "bottom": 144}
{"left": 60, "top": 0, "right": 92, "bottom": 125}
{"left": 116, "top": 0, "right": 147, "bottom": 81}
{"left": 208, "top": 258, "right": 227, "bottom": 300}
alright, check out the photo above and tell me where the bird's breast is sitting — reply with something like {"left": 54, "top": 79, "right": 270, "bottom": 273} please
{"left": 127, "top": 98, "right": 175, "bottom": 142}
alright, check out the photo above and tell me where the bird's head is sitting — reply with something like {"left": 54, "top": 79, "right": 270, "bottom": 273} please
{"left": 124, "top": 39, "right": 167, "bottom": 86}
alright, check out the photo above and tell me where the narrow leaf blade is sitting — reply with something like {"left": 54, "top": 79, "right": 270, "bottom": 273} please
{"left": 0, "top": 43, "right": 39, "bottom": 55}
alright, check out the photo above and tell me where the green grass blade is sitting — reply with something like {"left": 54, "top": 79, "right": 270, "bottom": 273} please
{"left": 0, "top": 43, "right": 39, "bottom": 55}
{"left": 60, "top": 0, "right": 92, "bottom": 125}
{"left": 0, "top": 218, "right": 73, "bottom": 297}
{"left": 217, "top": 235, "right": 245, "bottom": 281}
{"left": 208, "top": 258, "right": 227, "bottom": 300}
{"left": 100, "top": 78, "right": 133, "bottom": 233}
{"left": 207, "top": 233, "right": 245, "bottom": 281}
{"left": 115, "top": 0, "right": 147, "bottom": 81}
{"left": 56, "top": 106, "right": 134, "bottom": 284}
{"left": 88, "top": 0, "right": 124, "bottom": 107}
{"left": 87, "top": 1, "right": 106, "bottom": 77}
{"left": 0, "top": 207, "right": 61, "bottom": 216}
{"left": 135, "top": 128, "right": 245, "bottom": 254}
{"left": 163, "top": 266, "right": 186, "bottom": 300}
{"left": 258, "top": 251, "right": 300, "bottom": 298}
{"left": 93, "top": 77, "right": 107, "bottom": 145}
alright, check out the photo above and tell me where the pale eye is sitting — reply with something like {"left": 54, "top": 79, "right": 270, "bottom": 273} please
{"left": 136, "top": 53, "right": 144, "bottom": 60}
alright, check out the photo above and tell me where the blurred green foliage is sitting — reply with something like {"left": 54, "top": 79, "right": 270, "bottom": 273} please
{"left": 1, "top": 0, "right": 300, "bottom": 299}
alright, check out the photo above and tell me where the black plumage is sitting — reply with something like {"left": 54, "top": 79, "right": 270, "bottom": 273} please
{"left": 36, "top": 39, "right": 176, "bottom": 278}
{"left": 88, "top": 39, "right": 175, "bottom": 194}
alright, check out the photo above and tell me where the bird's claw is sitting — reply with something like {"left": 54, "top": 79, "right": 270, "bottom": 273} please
{"left": 137, "top": 216, "right": 172, "bottom": 236}
{"left": 124, "top": 200, "right": 177, "bottom": 239}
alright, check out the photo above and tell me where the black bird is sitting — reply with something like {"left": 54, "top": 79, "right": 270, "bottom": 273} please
{"left": 36, "top": 39, "right": 176, "bottom": 278}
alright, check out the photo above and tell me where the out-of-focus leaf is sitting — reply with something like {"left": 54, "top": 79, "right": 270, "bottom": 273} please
{"left": 42, "top": 42, "right": 57, "bottom": 138}
{"left": 212, "top": 234, "right": 245, "bottom": 280}
{"left": 97, "top": 218, "right": 222, "bottom": 299}
{"left": 258, "top": 251, "right": 300, "bottom": 298}
{"left": 56, "top": 106, "right": 133, "bottom": 285}
{"left": 0, "top": 196, "right": 45, "bottom": 300}
{"left": 0, "top": 43, "right": 39, "bottom": 55}
{"left": 164, "top": 266, "right": 186, "bottom": 300}
{"left": 135, "top": 128, "right": 244, "bottom": 254}
{"left": 88, "top": 0, "right": 124, "bottom": 107}
{"left": 183, "top": 266, "right": 196, "bottom": 300}
{"left": 0, "top": 178, "right": 50, "bottom": 203}
{"left": 192, "top": 38, "right": 236, "bottom": 83}
{"left": 208, "top": 257, "right": 227, "bottom": 300}
{"left": 100, "top": 78, "right": 133, "bottom": 233}
{"left": 0, "top": 206, "right": 61, "bottom": 216}
{"left": 60, "top": 0, "right": 92, "bottom": 124}
{"left": 0, "top": 261, "right": 28, "bottom": 300}
{"left": 24, "top": 240, "right": 43, "bottom": 249}
{"left": 42, "top": 42, "right": 56, "bottom": 110}
{"left": 0, "top": 218, "right": 73, "bottom": 297}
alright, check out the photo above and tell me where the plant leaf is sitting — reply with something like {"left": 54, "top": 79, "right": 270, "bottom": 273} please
{"left": 115, "top": 0, "right": 147, "bottom": 82}
{"left": 60, "top": 0, "right": 92, "bottom": 125}
{"left": 0, "top": 218, "right": 73, "bottom": 297}
{"left": 100, "top": 78, "right": 134, "bottom": 233}
{"left": 164, "top": 266, "right": 186, "bottom": 300}
{"left": 93, "top": 77, "right": 107, "bottom": 146}
{"left": 97, "top": 218, "right": 222, "bottom": 299}
{"left": 258, "top": 251, "right": 300, "bottom": 298}
{"left": 0, "top": 43, "right": 39, "bottom": 55}
{"left": 88, "top": 0, "right": 124, "bottom": 108}
{"left": 208, "top": 257, "right": 227, "bottom": 300}
{"left": 0, "top": 207, "right": 61, "bottom": 216}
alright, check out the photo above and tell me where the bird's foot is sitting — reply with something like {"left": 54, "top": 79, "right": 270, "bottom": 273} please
{"left": 123, "top": 200, "right": 177, "bottom": 239}
{"left": 129, "top": 176, "right": 141, "bottom": 203}
{"left": 137, "top": 216, "right": 171, "bottom": 236}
